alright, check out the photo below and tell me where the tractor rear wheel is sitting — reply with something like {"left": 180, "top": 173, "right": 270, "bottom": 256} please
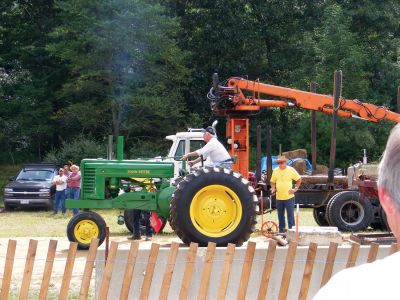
{"left": 67, "top": 211, "right": 107, "bottom": 249}
{"left": 326, "top": 191, "right": 373, "bottom": 231}
{"left": 170, "top": 167, "right": 258, "bottom": 246}
{"left": 313, "top": 206, "right": 329, "bottom": 226}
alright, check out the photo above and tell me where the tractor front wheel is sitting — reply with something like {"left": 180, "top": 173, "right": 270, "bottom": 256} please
{"left": 67, "top": 211, "right": 107, "bottom": 249}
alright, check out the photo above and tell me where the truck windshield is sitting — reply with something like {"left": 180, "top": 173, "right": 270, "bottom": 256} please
{"left": 16, "top": 170, "right": 54, "bottom": 181}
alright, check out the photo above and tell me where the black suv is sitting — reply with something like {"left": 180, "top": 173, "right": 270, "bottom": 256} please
{"left": 3, "top": 163, "right": 59, "bottom": 210}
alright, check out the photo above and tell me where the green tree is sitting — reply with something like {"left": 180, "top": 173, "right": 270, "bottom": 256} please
{"left": 46, "top": 0, "right": 190, "bottom": 156}
{"left": 163, "top": 0, "right": 270, "bottom": 117}
{"left": 44, "top": 136, "right": 105, "bottom": 164}
{"left": 0, "top": 0, "right": 60, "bottom": 163}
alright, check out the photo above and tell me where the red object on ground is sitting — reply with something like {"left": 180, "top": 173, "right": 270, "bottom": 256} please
{"left": 261, "top": 220, "right": 278, "bottom": 238}
{"left": 149, "top": 212, "right": 163, "bottom": 233}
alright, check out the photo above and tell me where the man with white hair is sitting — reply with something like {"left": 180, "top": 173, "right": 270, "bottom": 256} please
{"left": 314, "top": 124, "right": 400, "bottom": 299}
{"left": 182, "top": 126, "right": 233, "bottom": 169}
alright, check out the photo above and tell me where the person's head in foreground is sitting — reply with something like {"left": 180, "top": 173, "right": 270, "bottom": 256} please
{"left": 378, "top": 124, "right": 400, "bottom": 241}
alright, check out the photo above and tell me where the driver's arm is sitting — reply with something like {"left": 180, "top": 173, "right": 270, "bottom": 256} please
{"left": 182, "top": 151, "right": 198, "bottom": 160}
{"left": 188, "top": 157, "right": 202, "bottom": 166}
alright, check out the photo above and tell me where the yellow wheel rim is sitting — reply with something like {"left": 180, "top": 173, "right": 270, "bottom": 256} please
{"left": 190, "top": 184, "right": 242, "bottom": 237}
{"left": 74, "top": 220, "right": 99, "bottom": 244}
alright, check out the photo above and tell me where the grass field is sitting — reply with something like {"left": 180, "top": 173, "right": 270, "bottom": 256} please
{"left": 0, "top": 207, "right": 318, "bottom": 238}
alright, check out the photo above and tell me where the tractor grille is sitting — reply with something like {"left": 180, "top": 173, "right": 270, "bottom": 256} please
{"left": 82, "top": 167, "right": 95, "bottom": 196}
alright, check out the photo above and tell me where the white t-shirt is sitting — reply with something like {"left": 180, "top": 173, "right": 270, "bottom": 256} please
{"left": 196, "top": 137, "right": 231, "bottom": 163}
{"left": 53, "top": 175, "right": 68, "bottom": 191}
{"left": 313, "top": 251, "right": 400, "bottom": 300}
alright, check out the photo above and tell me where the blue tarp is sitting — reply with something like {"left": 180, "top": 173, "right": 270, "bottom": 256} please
{"left": 260, "top": 156, "right": 312, "bottom": 173}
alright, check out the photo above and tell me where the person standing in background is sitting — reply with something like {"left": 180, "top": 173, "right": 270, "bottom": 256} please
{"left": 63, "top": 164, "right": 71, "bottom": 199}
{"left": 270, "top": 156, "right": 301, "bottom": 233}
{"left": 52, "top": 168, "right": 68, "bottom": 215}
{"left": 68, "top": 164, "right": 81, "bottom": 215}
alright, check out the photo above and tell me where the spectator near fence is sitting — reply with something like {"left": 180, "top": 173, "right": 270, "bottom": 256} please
{"left": 314, "top": 124, "right": 400, "bottom": 299}
{"left": 51, "top": 168, "right": 68, "bottom": 215}
{"left": 67, "top": 164, "right": 81, "bottom": 215}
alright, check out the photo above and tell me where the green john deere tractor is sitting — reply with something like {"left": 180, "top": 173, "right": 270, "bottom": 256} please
{"left": 66, "top": 137, "right": 258, "bottom": 249}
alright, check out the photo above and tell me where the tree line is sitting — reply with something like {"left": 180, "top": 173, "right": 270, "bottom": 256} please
{"left": 0, "top": 0, "right": 399, "bottom": 168}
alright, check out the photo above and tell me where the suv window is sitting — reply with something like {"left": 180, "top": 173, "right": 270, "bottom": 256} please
{"left": 16, "top": 170, "right": 55, "bottom": 181}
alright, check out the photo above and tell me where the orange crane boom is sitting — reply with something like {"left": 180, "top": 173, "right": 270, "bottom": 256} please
{"left": 207, "top": 75, "right": 400, "bottom": 176}
{"left": 209, "top": 76, "right": 400, "bottom": 123}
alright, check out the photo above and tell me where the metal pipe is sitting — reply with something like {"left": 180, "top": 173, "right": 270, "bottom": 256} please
{"left": 117, "top": 136, "right": 124, "bottom": 161}
{"left": 310, "top": 82, "right": 317, "bottom": 174}
{"left": 213, "top": 73, "right": 220, "bottom": 99}
{"left": 328, "top": 70, "right": 342, "bottom": 187}
{"left": 256, "top": 125, "right": 262, "bottom": 183}
{"left": 105, "top": 226, "right": 109, "bottom": 265}
{"left": 266, "top": 125, "right": 272, "bottom": 186}
{"left": 108, "top": 135, "right": 113, "bottom": 160}
{"left": 397, "top": 86, "right": 400, "bottom": 113}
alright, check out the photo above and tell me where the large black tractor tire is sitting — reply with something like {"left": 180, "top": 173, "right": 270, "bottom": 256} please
{"left": 67, "top": 211, "right": 107, "bottom": 249}
{"left": 325, "top": 192, "right": 352, "bottom": 226}
{"left": 313, "top": 206, "right": 329, "bottom": 226}
{"left": 327, "top": 191, "right": 373, "bottom": 231}
{"left": 124, "top": 209, "right": 167, "bottom": 234}
{"left": 169, "top": 167, "right": 258, "bottom": 246}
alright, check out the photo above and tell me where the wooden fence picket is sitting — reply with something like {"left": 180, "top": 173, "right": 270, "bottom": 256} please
{"left": 98, "top": 241, "right": 119, "bottom": 300}
{"left": 389, "top": 243, "right": 398, "bottom": 255}
{"left": 367, "top": 243, "right": 379, "bottom": 263}
{"left": 0, "top": 239, "right": 16, "bottom": 300}
{"left": 79, "top": 239, "right": 99, "bottom": 300}
{"left": 298, "top": 242, "right": 318, "bottom": 300}
{"left": 179, "top": 242, "right": 198, "bottom": 300}
{"left": 159, "top": 242, "right": 180, "bottom": 300}
{"left": 237, "top": 241, "right": 256, "bottom": 300}
{"left": 257, "top": 240, "right": 277, "bottom": 300}
{"left": 59, "top": 242, "right": 78, "bottom": 300}
{"left": 38, "top": 240, "right": 58, "bottom": 300}
{"left": 346, "top": 243, "right": 360, "bottom": 268}
{"left": 278, "top": 242, "right": 298, "bottom": 300}
{"left": 140, "top": 243, "right": 160, "bottom": 300}
{"left": 19, "top": 239, "right": 38, "bottom": 300}
{"left": 119, "top": 241, "right": 140, "bottom": 300}
{"left": 217, "top": 243, "right": 236, "bottom": 300}
{"left": 198, "top": 242, "right": 216, "bottom": 300}
{"left": 320, "top": 242, "right": 338, "bottom": 287}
